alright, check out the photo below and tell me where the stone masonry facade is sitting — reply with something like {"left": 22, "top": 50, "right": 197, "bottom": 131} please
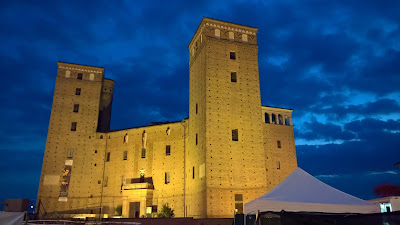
{"left": 37, "top": 17, "right": 297, "bottom": 219}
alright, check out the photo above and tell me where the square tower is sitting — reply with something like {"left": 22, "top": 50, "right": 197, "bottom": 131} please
{"left": 187, "top": 18, "right": 268, "bottom": 218}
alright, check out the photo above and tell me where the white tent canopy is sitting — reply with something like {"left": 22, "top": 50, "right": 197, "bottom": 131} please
{"left": 245, "top": 167, "right": 379, "bottom": 214}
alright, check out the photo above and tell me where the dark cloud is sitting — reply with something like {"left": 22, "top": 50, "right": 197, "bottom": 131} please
{"left": 0, "top": 0, "right": 400, "bottom": 202}
{"left": 312, "top": 99, "right": 400, "bottom": 120}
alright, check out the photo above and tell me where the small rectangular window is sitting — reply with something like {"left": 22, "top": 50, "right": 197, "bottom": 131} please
{"left": 104, "top": 176, "right": 108, "bottom": 187}
{"left": 230, "top": 51, "right": 236, "bottom": 60}
{"left": 71, "top": 122, "right": 77, "bottom": 131}
{"left": 232, "top": 129, "right": 238, "bottom": 141}
{"left": 67, "top": 149, "right": 74, "bottom": 158}
{"left": 277, "top": 140, "right": 281, "bottom": 148}
{"left": 75, "top": 88, "right": 81, "bottom": 95}
{"left": 277, "top": 161, "right": 281, "bottom": 169}
{"left": 106, "top": 152, "right": 110, "bottom": 162}
{"left": 193, "top": 166, "right": 195, "bottom": 179}
{"left": 231, "top": 72, "right": 237, "bottom": 82}
{"left": 77, "top": 73, "right": 83, "bottom": 80}
{"left": 73, "top": 104, "right": 79, "bottom": 113}
{"left": 196, "top": 134, "right": 198, "bottom": 145}
{"left": 123, "top": 151, "right": 127, "bottom": 160}
{"left": 235, "top": 194, "right": 244, "bottom": 214}
{"left": 166, "top": 145, "right": 171, "bottom": 156}
{"left": 165, "top": 172, "right": 170, "bottom": 184}
{"left": 141, "top": 148, "right": 146, "bottom": 158}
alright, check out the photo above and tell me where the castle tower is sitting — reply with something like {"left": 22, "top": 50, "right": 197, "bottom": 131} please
{"left": 37, "top": 62, "right": 113, "bottom": 215}
{"left": 187, "top": 18, "right": 268, "bottom": 218}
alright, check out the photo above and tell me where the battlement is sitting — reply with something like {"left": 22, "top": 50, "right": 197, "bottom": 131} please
{"left": 188, "top": 17, "right": 258, "bottom": 58}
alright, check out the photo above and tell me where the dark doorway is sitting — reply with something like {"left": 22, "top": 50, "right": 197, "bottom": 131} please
{"left": 129, "top": 202, "right": 140, "bottom": 218}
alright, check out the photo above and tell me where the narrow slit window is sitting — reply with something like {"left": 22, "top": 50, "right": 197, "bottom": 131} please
{"left": 141, "top": 148, "right": 146, "bottom": 158}
{"left": 104, "top": 176, "right": 108, "bottom": 187}
{"left": 196, "top": 134, "right": 198, "bottom": 145}
{"left": 165, "top": 172, "right": 170, "bottom": 184}
{"left": 166, "top": 145, "right": 171, "bottom": 156}
{"left": 73, "top": 104, "right": 79, "bottom": 113}
{"left": 75, "top": 88, "right": 81, "bottom": 95}
{"left": 232, "top": 129, "right": 239, "bottom": 141}
{"left": 71, "top": 122, "right": 77, "bottom": 131}
{"left": 123, "top": 151, "right": 127, "bottom": 160}
{"left": 77, "top": 73, "right": 83, "bottom": 80}
{"left": 277, "top": 140, "right": 281, "bottom": 148}
{"left": 67, "top": 149, "right": 74, "bottom": 158}
{"left": 193, "top": 166, "right": 195, "bottom": 179}
{"left": 196, "top": 103, "right": 198, "bottom": 114}
{"left": 106, "top": 152, "right": 110, "bottom": 162}
{"left": 277, "top": 161, "right": 281, "bottom": 169}
{"left": 230, "top": 51, "right": 236, "bottom": 60}
{"left": 231, "top": 71, "right": 237, "bottom": 82}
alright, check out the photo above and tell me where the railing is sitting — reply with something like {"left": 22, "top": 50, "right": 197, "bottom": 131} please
{"left": 123, "top": 183, "right": 154, "bottom": 190}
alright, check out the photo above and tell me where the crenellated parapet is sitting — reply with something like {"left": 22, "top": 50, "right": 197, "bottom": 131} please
{"left": 188, "top": 17, "right": 258, "bottom": 61}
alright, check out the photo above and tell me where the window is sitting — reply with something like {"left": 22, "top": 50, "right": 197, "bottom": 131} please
{"left": 166, "top": 145, "right": 171, "bottom": 156}
{"left": 196, "top": 134, "right": 198, "bottom": 145}
{"left": 65, "top": 70, "right": 70, "bottom": 78}
{"left": 124, "top": 133, "right": 128, "bottom": 143}
{"left": 141, "top": 148, "right": 146, "bottom": 158}
{"left": 231, "top": 71, "right": 237, "bottom": 82}
{"left": 277, "top": 161, "right": 281, "bottom": 169}
{"left": 230, "top": 51, "right": 236, "bottom": 60}
{"left": 104, "top": 176, "right": 108, "bottom": 187}
{"left": 73, "top": 104, "right": 79, "bottom": 113}
{"left": 196, "top": 103, "right": 198, "bottom": 114}
{"left": 242, "top": 34, "right": 248, "bottom": 43}
{"left": 285, "top": 116, "right": 290, "bottom": 126}
{"left": 106, "top": 152, "right": 110, "bottom": 162}
{"left": 278, "top": 114, "right": 283, "bottom": 125}
{"left": 67, "top": 149, "right": 74, "bottom": 158}
{"left": 232, "top": 129, "right": 238, "bottom": 141}
{"left": 193, "top": 166, "right": 195, "bottom": 179}
{"left": 123, "top": 151, "right": 127, "bottom": 160}
{"left": 235, "top": 194, "right": 244, "bottom": 214}
{"left": 122, "top": 175, "right": 126, "bottom": 185}
{"left": 89, "top": 73, "right": 94, "bottom": 81}
{"left": 229, "top": 31, "right": 234, "bottom": 40}
{"left": 75, "top": 88, "right": 81, "bottom": 95}
{"left": 265, "top": 113, "right": 270, "bottom": 123}
{"left": 277, "top": 140, "right": 281, "bottom": 148}
{"left": 71, "top": 122, "right": 77, "bottom": 131}
{"left": 271, "top": 114, "right": 276, "bottom": 124}
{"left": 165, "top": 172, "right": 170, "bottom": 184}
{"left": 77, "top": 73, "right": 83, "bottom": 80}
{"left": 215, "top": 29, "right": 220, "bottom": 38}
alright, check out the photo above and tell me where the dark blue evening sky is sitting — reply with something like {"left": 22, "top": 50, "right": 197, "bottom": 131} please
{"left": 0, "top": 0, "right": 399, "bottom": 203}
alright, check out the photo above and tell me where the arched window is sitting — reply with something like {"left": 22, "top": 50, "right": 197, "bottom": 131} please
{"left": 265, "top": 113, "right": 270, "bottom": 123}
{"left": 285, "top": 116, "right": 290, "bottom": 126}
{"left": 278, "top": 114, "right": 283, "bottom": 125}
{"left": 100, "top": 135, "right": 103, "bottom": 139}
{"left": 271, "top": 114, "right": 276, "bottom": 124}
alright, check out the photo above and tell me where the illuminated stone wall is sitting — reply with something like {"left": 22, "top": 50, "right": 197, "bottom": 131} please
{"left": 37, "top": 18, "right": 298, "bottom": 219}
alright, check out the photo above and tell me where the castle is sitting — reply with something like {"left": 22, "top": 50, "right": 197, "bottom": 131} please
{"left": 37, "top": 17, "right": 298, "bottom": 219}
